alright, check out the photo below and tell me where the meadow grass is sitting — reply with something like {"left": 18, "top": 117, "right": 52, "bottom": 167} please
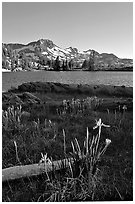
{"left": 2, "top": 96, "right": 133, "bottom": 201}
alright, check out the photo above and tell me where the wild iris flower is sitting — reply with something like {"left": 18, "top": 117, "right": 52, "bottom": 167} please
{"left": 93, "top": 118, "right": 110, "bottom": 136}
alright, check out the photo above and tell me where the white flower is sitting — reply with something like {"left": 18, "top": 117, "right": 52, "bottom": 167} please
{"left": 39, "top": 153, "right": 52, "bottom": 165}
{"left": 93, "top": 118, "right": 110, "bottom": 130}
{"left": 122, "top": 105, "right": 127, "bottom": 110}
{"left": 106, "top": 139, "right": 111, "bottom": 145}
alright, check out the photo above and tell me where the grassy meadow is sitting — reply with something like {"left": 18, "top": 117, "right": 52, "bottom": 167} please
{"left": 2, "top": 82, "right": 133, "bottom": 201}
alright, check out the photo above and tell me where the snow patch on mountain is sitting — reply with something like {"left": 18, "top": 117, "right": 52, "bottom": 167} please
{"left": 46, "top": 46, "right": 71, "bottom": 60}
{"left": 65, "top": 48, "right": 71, "bottom": 52}
{"left": 55, "top": 46, "right": 69, "bottom": 54}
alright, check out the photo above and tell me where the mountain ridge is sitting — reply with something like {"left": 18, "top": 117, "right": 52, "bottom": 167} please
{"left": 2, "top": 39, "right": 133, "bottom": 71}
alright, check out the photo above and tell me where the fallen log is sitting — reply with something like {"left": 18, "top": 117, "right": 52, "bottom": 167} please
{"left": 2, "top": 157, "right": 74, "bottom": 182}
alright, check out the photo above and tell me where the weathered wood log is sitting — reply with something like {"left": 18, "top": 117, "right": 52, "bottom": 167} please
{"left": 2, "top": 158, "right": 74, "bottom": 182}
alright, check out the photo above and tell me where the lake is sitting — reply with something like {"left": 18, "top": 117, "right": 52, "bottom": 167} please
{"left": 2, "top": 71, "right": 133, "bottom": 92}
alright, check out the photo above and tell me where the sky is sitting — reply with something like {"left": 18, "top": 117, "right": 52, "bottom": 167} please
{"left": 2, "top": 2, "right": 133, "bottom": 58}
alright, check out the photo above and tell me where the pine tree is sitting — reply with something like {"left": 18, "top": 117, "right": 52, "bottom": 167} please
{"left": 82, "top": 59, "right": 88, "bottom": 69}
{"left": 68, "top": 59, "right": 74, "bottom": 70}
{"left": 62, "top": 60, "right": 65, "bottom": 71}
{"left": 89, "top": 50, "right": 95, "bottom": 71}
{"left": 54, "top": 56, "right": 60, "bottom": 71}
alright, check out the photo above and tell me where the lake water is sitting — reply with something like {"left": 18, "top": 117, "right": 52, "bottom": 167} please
{"left": 2, "top": 71, "right": 133, "bottom": 92}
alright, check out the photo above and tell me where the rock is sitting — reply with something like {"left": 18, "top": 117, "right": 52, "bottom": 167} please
{"left": 18, "top": 82, "right": 52, "bottom": 93}
{"left": 2, "top": 93, "right": 23, "bottom": 106}
{"left": 20, "top": 92, "right": 41, "bottom": 103}
{"left": 2, "top": 91, "right": 41, "bottom": 108}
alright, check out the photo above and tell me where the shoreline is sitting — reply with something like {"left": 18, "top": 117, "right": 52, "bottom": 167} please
{"left": 10, "top": 81, "right": 133, "bottom": 94}
{"left": 2, "top": 69, "right": 133, "bottom": 73}
{"left": 2, "top": 80, "right": 133, "bottom": 94}
{"left": 3, "top": 81, "right": 133, "bottom": 96}
{"left": 2, "top": 82, "right": 133, "bottom": 112}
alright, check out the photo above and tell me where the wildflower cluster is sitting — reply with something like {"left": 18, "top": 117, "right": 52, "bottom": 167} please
{"left": 69, "top": 118, "right": 111, "bottom": 179}
{"left": 57, "top": 97, "right": 102, "bottom": 115}
{"left": 2, "top": 105, "right": 23, "bottom": 131}
{"left": 41, "top": 118, "right": 111, "bottom": 201}
{"left": 33, "top": 118, "right": 58, "bottom": 140}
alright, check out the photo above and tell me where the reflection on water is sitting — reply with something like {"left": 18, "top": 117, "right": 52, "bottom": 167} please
{"left": 2, "top": 71, "right": 133, "bottom": 92}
